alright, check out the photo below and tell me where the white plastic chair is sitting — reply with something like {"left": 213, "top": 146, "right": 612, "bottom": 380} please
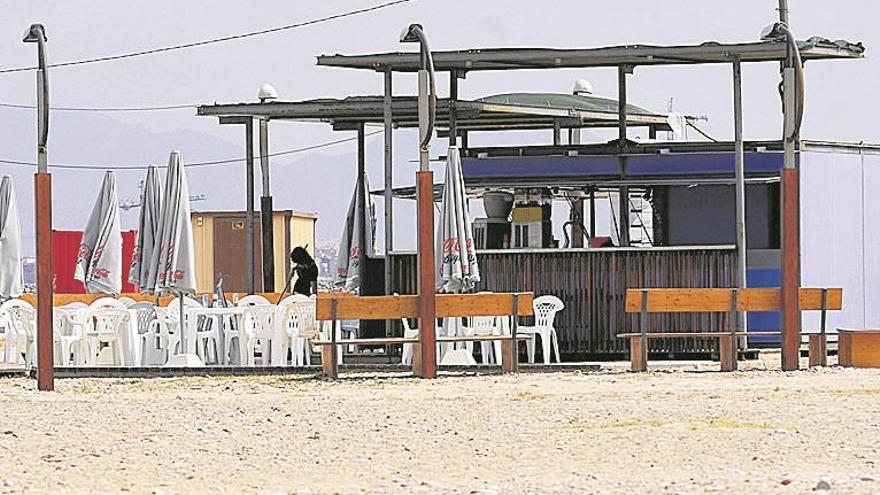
{"left": 53, "top": 308, "right": 88, "bottom": 366}
{"left": 89, "top": 297, "right": 127, "bottom": 311}
{"left": 0, "top": 299, "right": 36, "bottom": 365}
{"left": 463, "top": 316, "right": 505, "bottom": 364}
{"left": 277, "top": 302, "right": 317, "bottom": 366}
{"left": 117, "top": 297, "right": 137, "bottom": 307}
{"left": 236, "top": 295, "right": 274, "bottom": 365}
{"left": 400, "top": 318, "right": 444, "bottom": 366}
{"left": 517, "top": 295, "right": 564, "bottom": 364}
{"left": 169, "top": 297, "right": 222, "bottom": 364}
{"left": 129, "top": 302, "right": 158, "bottom": 365}
{"left": 147, "top": 306, "right": 181, "bottom": 365}
{"left": 83, "top": 308, "right": 132, "bottom": 366}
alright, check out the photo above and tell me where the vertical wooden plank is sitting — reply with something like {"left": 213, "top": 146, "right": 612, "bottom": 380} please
{"left": 323, "top": 299, "right": 339, "bottom": 379}
{"left": 721, "top": 290, "right": 738, "bottom": 372}
{"left": 630, "top": 336, "right": 645, "bottom": 372}
{"left": 808, "top": 334, "right": 827, "bottom": 367}
{"left": 639, "top": 290, "right": 648, "bottom": 371}
{"left": 838, "top": 331, "right": 852, "bottom": 367}
{"left": 502, "top": 294, "right": 520, "bottom": 373}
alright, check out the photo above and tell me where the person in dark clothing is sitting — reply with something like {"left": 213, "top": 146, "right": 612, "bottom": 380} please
{"left": 290, "top": 246, "right": 319, "bottom": 296}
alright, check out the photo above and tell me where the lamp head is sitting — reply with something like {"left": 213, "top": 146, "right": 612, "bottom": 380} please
{"left": 258, "top": 83, "right": 278, "bottom": 101}
{"left": 399, "top": 23, "right": 424, "bottom": 43}
{"left": 22, "top": 23, "right": 47, "bottom": 43}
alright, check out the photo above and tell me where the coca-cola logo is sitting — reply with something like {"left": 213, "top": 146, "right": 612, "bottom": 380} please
{"left": 92, "top": 268, "right": 110, "bottom": 279}
{"left": 76, "top": 245, "right": 91, "bottom": 262}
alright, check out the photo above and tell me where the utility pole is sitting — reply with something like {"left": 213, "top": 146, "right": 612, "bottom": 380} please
{"left": 24, "top": 23, "right": 53, "bottom": 391}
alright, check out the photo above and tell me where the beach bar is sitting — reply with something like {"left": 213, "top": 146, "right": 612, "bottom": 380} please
{"left": 197, "top": 33, "right": 868, "bottom": 364}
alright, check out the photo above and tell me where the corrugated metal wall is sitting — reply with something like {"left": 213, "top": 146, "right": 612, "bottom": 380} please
{"left": 389, "top": 247, "right": 736, "bottom": 356}
{"left": 52, "top": 230, "right": 138, "bottom": 294}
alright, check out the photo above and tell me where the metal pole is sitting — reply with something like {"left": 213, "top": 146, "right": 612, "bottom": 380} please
{"left": 589, "top": 188, "right": 596, "bottom": 240}
{"left": 617, "top": 65, "right": 630, "bottom": 247}
{"left": 245, "top": 120, "right": 256, "bottom": 294}
{"left": 357, "top": 123, "right": 367, "bottom": 297}
{"left": 416, "top": 68, "right": 437, "bottom": 378}
{"left": 25, "top": 24, "right": 53, "bottom": 391}
{"left": 732, "top": 58, "right": 748, "bottom": 347}
{"left": 259, "top": 116, "right": 275, "bottom": 293}
{"left": 383, "top": 70, "right": 394, "bottom": 341}
{"left": 778, "top": 0, "right": 790, "bottom": 25}
{"left": 449, "top": 71, "right": 458, "bottom": 147}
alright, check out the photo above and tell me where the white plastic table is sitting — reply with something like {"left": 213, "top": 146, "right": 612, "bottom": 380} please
{"left": 184, "top": 306, "right": 245, "bottom": 365}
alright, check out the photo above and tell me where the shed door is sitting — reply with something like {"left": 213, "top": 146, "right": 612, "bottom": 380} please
{"left": 213, "top": 215, "right": 262, "bottom": 293}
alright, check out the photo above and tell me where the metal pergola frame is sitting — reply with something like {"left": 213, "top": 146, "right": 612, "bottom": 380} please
{"left": 198, "top": 34, "right": 863, "bottom": 374}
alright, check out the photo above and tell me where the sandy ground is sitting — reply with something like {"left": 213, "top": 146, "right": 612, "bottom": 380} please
{"left": 0, "top": 355, "right": 879, "bottom": 494}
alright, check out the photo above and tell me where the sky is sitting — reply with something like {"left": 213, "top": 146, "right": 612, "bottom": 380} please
{"left": 0, "top": 0, "right": 876, "bottom": 256}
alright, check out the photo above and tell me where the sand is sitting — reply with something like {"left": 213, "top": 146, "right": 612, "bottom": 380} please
{"left": 0, "top": 356, "right": 879, "bottom": 494}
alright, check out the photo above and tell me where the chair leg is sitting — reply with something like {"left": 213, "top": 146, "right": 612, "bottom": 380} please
{"left": 551, "top": 329, "right": 561, "bottom": 364}
{"left": 526, "top": 336, "right": 535, "bottom": 364}
{"left": 540, "top": 331, "right": 551, "bottom": 365}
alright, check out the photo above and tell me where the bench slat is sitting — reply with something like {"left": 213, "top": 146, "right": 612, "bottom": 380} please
{"left": 315, "top": 293, "right": 534, "bottom": 320}
{"left": 625, "top": 287, "right": 842, "bottom": 313}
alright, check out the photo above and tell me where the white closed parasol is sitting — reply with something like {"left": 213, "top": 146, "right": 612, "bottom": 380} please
{"left": 0, "top": 176, "right": 23, "bottom": 299}
{"left": 74, "top": 171, "right": 122, "bottom": 294}
{"left": 129, "top": 165, "right": 162, "bottom": 291}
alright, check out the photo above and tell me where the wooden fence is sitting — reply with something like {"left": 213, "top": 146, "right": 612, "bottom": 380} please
{"left": 389, "top": 247, "right": 737, "bottom": 357}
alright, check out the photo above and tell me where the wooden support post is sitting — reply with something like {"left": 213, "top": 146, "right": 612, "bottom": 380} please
{"left": 781, "top": 167, "right": 802, "bottom": 371}
{"left": 630, "top": 336, "right": 646, "bottom": 372}
{"left": 808, "top": 334, "right": 827, "bottom": 367}
{"left": 720, "top": 289, "right": 739, "bottom": 371}
{"left": 35, "top": 172, "right": 54, "bottom": 391}
{"left": 416, "top": 171, "right": 437, "bottom": 379}
{"left": 810, "top": 288, "right": 829, "bottom": 367}
{"left": 502, "top": 294, "right": 520, "bottom": 373}
{"left": 322, "top": 299, "right": 339, "bottom": 379}
{"left": 633, "top": 290, "right": 648, "bottom": 372}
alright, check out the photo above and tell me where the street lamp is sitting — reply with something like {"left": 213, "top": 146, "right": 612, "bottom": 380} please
{"left": 400, "top": 23, "right": 438, "bottom": 378}
{"left": 763, "top": 5, "right": 805, "bottom": 371}
{"left": 23, "top": 23, "right": 53, "bottom": 391}
{"left": 258, "top": 83, "right": 277, "bottom": 292}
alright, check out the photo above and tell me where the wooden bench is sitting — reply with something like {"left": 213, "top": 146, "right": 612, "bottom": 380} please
{"left": 621, "top": 287, "right": 843, "bottom": 372}
{"left": 838, "top": 329, "right": 880, "bottom": 368}
{"left": 315, "top": 292, "right": 534, "bottom": 378}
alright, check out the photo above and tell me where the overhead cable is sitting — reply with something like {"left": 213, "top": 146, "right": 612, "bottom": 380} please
{"left": 0, "top": 129, "right": 383, "bottom": 171}
{"left": 0, "top": 0, "right": 414, "bottom": 74}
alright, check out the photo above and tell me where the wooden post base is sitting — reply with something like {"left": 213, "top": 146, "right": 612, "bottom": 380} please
{"left": 501, "top": 340, "right": 518, "bottom": 373}
{"left": 719, "top": 336, "right": 738, "bottom": 372}
{"left": 630, "top": 336, "right": 646, "bottom": 372}
{"left": 321, "top": 346, "right": 337, "bottom": 379}
{"left": 411, "top": 344, "right": 422, "bottom": 377}
{"left": 808, "top": 334, "right": 828, "bottom": 367}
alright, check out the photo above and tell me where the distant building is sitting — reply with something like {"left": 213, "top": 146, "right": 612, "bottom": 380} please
{"left": 190, "top": 210, "right": 317, "bottom": 293}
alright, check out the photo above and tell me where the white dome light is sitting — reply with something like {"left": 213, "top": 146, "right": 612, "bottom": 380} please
{"left": 258, "top": 83, "right": 278, "bottom": 101}
{"left": 573, "top": 78, "right": 593, "bottom": 95}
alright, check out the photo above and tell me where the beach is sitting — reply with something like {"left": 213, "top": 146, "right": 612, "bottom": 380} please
{"left": 1, "top": 356, "right": 879, "bottom": 494}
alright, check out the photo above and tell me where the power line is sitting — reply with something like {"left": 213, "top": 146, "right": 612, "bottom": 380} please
{"left": 0, "top": 129, "right": 383, "bottom": 171}
{"left": 0, "top": 0, "right": 414, "bottom": 74}
{"left": 0, "top": 102, "right": 195, "bottom": 112}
